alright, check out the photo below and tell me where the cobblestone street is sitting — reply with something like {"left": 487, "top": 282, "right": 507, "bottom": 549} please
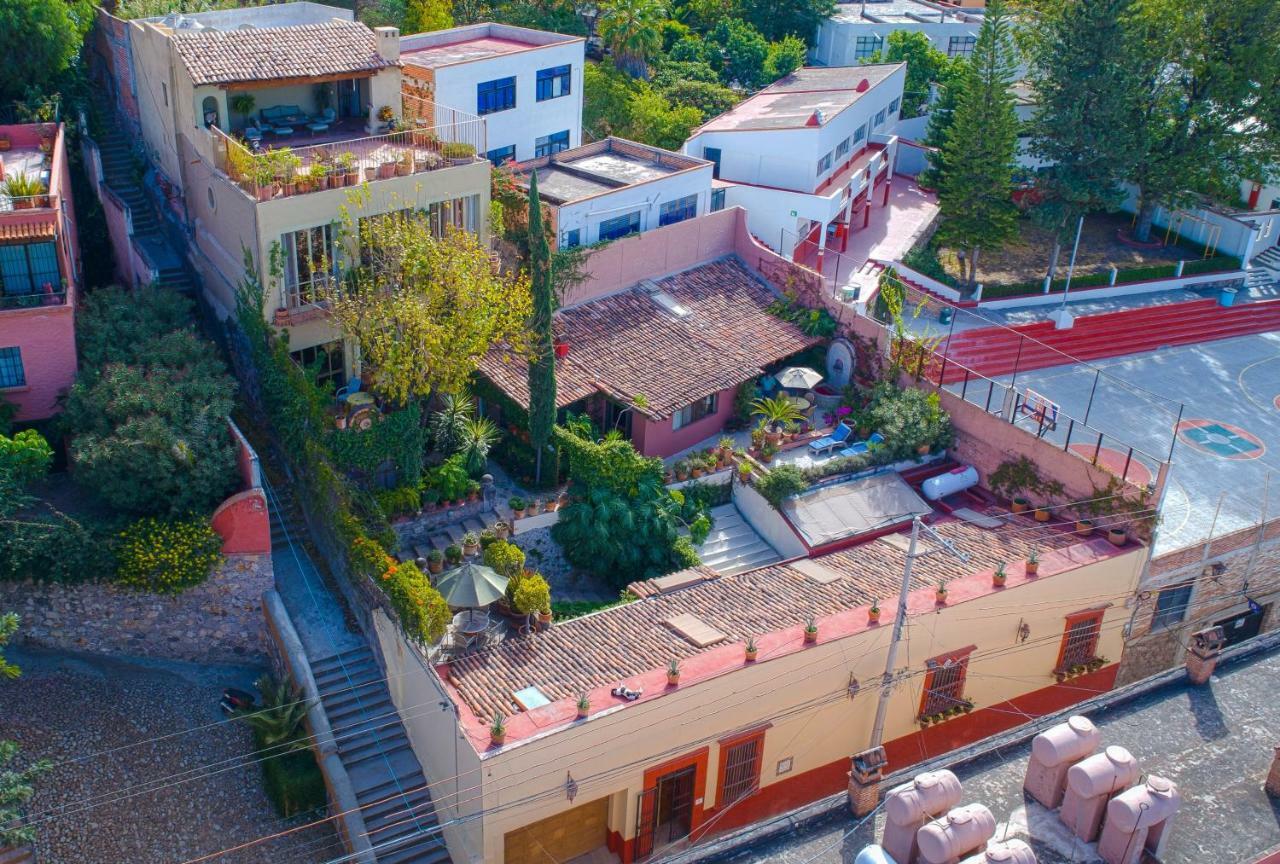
{"left": 0, "top": 647, "right": 337, "bottom": 864}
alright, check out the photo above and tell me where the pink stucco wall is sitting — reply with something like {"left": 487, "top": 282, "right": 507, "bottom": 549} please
{"left": 0, "top": 123, "right": 80, "bottom": 422}
{"left": 632, "top": 386, "right": 737, "bottom": 458}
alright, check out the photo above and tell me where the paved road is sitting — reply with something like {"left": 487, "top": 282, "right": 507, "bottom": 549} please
{"left": 0, "top": 647, "right": 338, "bottom": 864}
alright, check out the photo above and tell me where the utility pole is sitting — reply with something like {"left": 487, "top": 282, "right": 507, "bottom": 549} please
{"left": 1051, "top": 214, "right": 1085, "bottom": 330}
{"left": 849, "top": 516, "right": 967, "bottom": 816}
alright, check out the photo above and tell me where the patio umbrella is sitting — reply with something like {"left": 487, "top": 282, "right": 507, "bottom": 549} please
{"left": 776, "top": 366, "right": 824, "bottom": 390}
{"left": 435, "top": 562, "right": 509, "bottom": 609}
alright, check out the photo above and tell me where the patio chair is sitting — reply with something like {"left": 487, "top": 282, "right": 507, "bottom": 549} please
{"left": 335, "top": 377, "right": 361, "bottom": 403}
{"left": 808, "top": 421, "right": 852, "bottom": 455}
{"left": 243, "top": 125, "right": 264, "bottom": 148}
{"left": 307, "top": 108, "right": 336, "bottom": 135}
{"left": 838, "top": 441, "right": 869, "bottom": 458}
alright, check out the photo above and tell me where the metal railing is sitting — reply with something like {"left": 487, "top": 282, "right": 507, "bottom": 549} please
{"left": 210, "top": 111, "right": 487, "bottom": 202}
{"left": 0, "top": 288, "right": 68, "bottom": 310}
{"left": 0, "top": 193, "right": 56, "bottom": 212}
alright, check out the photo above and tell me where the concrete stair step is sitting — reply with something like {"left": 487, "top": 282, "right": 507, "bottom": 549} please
{"left": 325, "top": 694, "right": 394, "bottom": 730}
{"left": 461, "top": 517, "right": 486, "bottom": 535}
{"left": 713, "top": 546, "right": 783, "bottom": 577}
{"left": 338, "top": 726, "right": 412, "bottom": 762}
{"left": 700, "top": 537, "right": 773, "bottom": 568}
{"left": 345, "top": 738, "right": 414, "bottom": 771}
{"left": 361, "top": 786, "right": 436, "bottom": 827}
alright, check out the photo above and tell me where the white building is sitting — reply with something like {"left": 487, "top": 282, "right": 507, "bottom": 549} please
{"left": 812, "top": 0, "right": 983, "bottom": 67}
{"left": 401, "top": 22, "right": 585, "bottom": 165}
{"left": 682, "top": 65, "right": 906, "bottom": 269}
{"left": 515, "top": 137, "right": 714, "bottom": 249}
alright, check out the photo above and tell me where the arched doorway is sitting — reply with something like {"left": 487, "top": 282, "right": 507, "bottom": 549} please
{"left": 201, "top": 95, "right": 220, "bottom": 129}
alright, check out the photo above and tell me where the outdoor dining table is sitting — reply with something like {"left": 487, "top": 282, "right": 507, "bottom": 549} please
{"left": 453, "top": 610, "right": 490, "bottom": 647}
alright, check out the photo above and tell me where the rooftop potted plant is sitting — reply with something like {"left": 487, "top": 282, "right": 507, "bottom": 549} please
{"left": 442, "top": 141, "right": 476, "bottom": 165}
{"left": 760, "top": 441, "right": 779, "bottom": 463}
{"left": 275, "top": 149, "right": 302, "bottom": 195}
{"left": 737, "top": 461, "right": 753, "bottom": 485}
{"left": 666, "top": 658, "right": 681, "bottom": 687}
{"left": 690, "top": 459, "right": 705, "bottom": 479}
{"left": 935, "top": 581, "right": 948, "bottom": 604}
{"left": 479, "top": 528, "right": 497, "bottom": 550}
{"left": 804, "top": 615, "right": 818, "bottom": 644}
{"left": 719, "top": 437, "right": 736, "bottom": 461}
{"left": 1075, "top": 517, "right": 1094, "bottom": 537}
{"left": 445, "top": 544, "right": 462, "bottom": 565}
{"left": 494, "top": 520, "right": 511, "bottom": 541}
{"left": 252, "top": 158, "right": 276, "bottom": 201}
{"left": 751, "top": 395, "right": 805, "bottom": 446}
{"left": 2, "top": 174, "right": 47, "bottom": 209}
{"left": 396, "top": 149, "right": 413, "bottom": 177}
{"left": 1025, "top": 549, "right": 1039, "bottom": 576}
{"left": 427, "top": 548, "right": 444, "bottom": 575}
{"left": 745, "top": 636, "right": 758, "bottom": 662}
{"left": 992, "top": 562, "right": 1007, "bottom": 587}
{"left": 674, "top": 459, "right": 689, "bottom": 482}
{"left": 490, "top": 711, "right": 506, "bottom": 746}
{"left": 377, "top": 104, "right": 395, "bottom": 125}
{"left": 509, "top": 496, "right": 526, "bottom": 519}
{"left": 1033, "top": 503, "right": 1053, "bottom": 523}
{"left": 576, "top": 693, "right": 591, "bottom": 720}
{"left": 750, "top": 422, "right": 767, "bottom": 452}
{"left": 1107, "top": 526, "right": 1127, "bottom": 546}
{"left": 335, "top": 151, "right": 358, "bottom": 186}
{"left": 868, "top": 602, "right": 880, "bottom": 624}
{"left": 461, "top": 532, "right": 480, "bottom": 557}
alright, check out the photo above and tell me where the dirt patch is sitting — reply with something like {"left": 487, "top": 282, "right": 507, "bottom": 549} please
{"left": 938, "top": 213, "right": 1192, "bottom": 286}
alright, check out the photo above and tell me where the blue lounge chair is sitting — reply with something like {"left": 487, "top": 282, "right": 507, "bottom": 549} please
{"left": 868, "top": 432, "right": 885, "bottom": 445}
{"left": 838, "top": 441, "right": 869, "bottom": 458}
{"left": 809, "top": 422, "right": 852, "bottom": 454}
{"left": 335, "top": 377, "right": 361, "bottom": 402}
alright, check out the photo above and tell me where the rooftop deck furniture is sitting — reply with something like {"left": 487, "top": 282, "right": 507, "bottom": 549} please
{"left": 838, "top": 432, "right": 884, "bottom": 460}
{"left": 243, "top": 125, "right": 264, "bottom": 147}
{"left": 307, "top": 108, "right": 336, "bottom": 135}
{"left": 809, "top": 421, "right": 852, "bottom": 454}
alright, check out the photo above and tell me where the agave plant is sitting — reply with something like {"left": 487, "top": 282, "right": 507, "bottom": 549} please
{"left": 428, "top": 393, "right": 473, "bottom": 454}
{"left": 459, "top": 416, "right": 500, "bottom": 475}
{"left": 238, "top": 674, "right": 310, "bottom": 752}
{"left": 750, "top": 395, "right": 805, "bottom": 432}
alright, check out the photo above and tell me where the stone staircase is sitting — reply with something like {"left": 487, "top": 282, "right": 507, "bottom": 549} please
{"left": 396, "top": 510, "right": 503, "bottom": 563}
{"left": 694, "top": 504, "right": 782, "bottom": 577}
{"left": 1248, "top": 245, "right": 1280, "bottom": 291}
{"left": 311, "top": 647, "right": 452, "bottom": 864}
{"left": 94, "top": 118, "right": 195, "bottom": 292}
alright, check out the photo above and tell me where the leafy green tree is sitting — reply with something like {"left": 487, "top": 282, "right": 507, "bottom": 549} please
{"left": 1, "top": 738, "right": 50, "bottom": 849}
{"left": 0, "top": 0, "right": 93, "bottom": 103}
{"left": 734, "top": 0, "right": 834, "bottom": 45}
{"left": 765, "top": 35, "right": 808, "bottom": 82}
{"left": 599, "top": 0, "right": 667, "bottom": 79}
{"left": 490, "top": 0, "right": 589, "bottom": 33}
{"left": 0, "top": 612, "right": 19, "bottom": 681}
{"left": 666, "top": 34, "right": 717, "bottom": 66}
{"left": 713, "top": 19, "right": 769, "bottom": 89}
{"left": 584, "top": 61, "right": 638, "bottom": 139}
{"left": 658, "top": 79, "right": 739, "bottom": 118}
{"left": 552, "top": 432, "right": 700, "bottom": 587}
{"left": 880, "top": 30, "right": 955, "bottom": 118}
{"left": 933, "top": 0, "right": 1020, "bottom": 292}
{"left": 626, "top": 88, "right": 703, "bottom": 149}
{"left": 1026, "top": 0, "right": 1141, "bottom": 282}
{"left": 402, "top": 0, "right": 453, "bottom": 31}
{"left": 1123, "top": 0, "right": 1280, "bottom": 241}
{"left": 526, "top": 171, "right": 557, "bottom": 485}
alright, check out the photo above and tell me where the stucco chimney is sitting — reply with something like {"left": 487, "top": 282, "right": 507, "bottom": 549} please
{"left": 1185, "top": 626, "right": 1226, "bottom": 685}
{"left": 374, "top": 26, "right": 401, "bottom": 62}
{"left": 1265, "top": 746, "right": 1280, "bottom": 798}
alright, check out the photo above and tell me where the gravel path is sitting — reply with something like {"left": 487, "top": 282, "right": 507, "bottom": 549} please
{"left": 0, "top": 647, "right": 337, "bottom": 864}
{"left": 514, "top": 526, "right": 615, "bottom": 603}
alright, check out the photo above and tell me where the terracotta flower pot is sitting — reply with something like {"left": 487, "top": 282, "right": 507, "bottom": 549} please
{"left": 1025, "top": 561, "right": 1039, "bottom": 576}
{"left": 1012, "top": 498, "right": 1030, "bottom": 514}
{"left": 494, "top": 522, "right": 510, "bottom": 540}
{"left": 917, "top": 443, "right": 931, "bottom": 456}
{"left": 577, "top": 704, "right": 589, "bottom": 720}
{"left": 538, "top": 611, "right": 552, "bottom": 628}
{"left": 868, "top": 609, "right": 880, "bottom": 624}
{"left": 463, "top": 541, "right": 479, "bottom": 557}
{"left": 992, "top": 574, "right": 1006, "bottom": 587}
{"left": 513, "top": 507, "right": 525, "bottom": 520}
{"left": 1075, "top": 519, "right": 1094, "bottom": 537}
{"left": 428, "top": 559, "right": 443, "bottom": 574}
{"left": 935, "top": 590, "right": 948, "bottom": 605}
{"left": 1107, "top": 527, "right": 1127, "bottom": 546}
{"left": 1034, "top": 507, "right": 1052, "bottom": 523}
{"left": 667, "top": 673, "right": 680, "bottom": 687}
{"left": 745, "top": 647, "right": 758, "bottom": 662}
{"left": 491, "top": 731, "right": 505, "bottom": 747}
{"left": 804, "top": 628, "right": 818, "bottom": 644}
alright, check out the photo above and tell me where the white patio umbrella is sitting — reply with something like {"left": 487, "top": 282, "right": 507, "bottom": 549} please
{"left": 776, "top": 366, "right": 824, "bottom": 390}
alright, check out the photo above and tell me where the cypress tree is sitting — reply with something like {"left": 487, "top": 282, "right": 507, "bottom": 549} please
{"left": 526, "top": 171, "right": 557, "bottom": 485}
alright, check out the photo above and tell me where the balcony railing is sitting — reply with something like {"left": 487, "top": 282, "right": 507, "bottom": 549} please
{"left": 211, "top": 111, "right": 487, "bottom": 203}
{"left": 1, "top": 288, "right": 67, "bottom": 310}
{"left": 0, "top": 193, "right": 56, "bottom": 212}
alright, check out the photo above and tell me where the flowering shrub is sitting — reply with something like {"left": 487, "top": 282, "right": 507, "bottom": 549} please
{"left": 383, "top": 561, "right": 449, "bottom": 644}
{"left": 482, "top": 540, "right": 526, "bottom": 580}
{"left": 115, "top": 518, "right": 223, "bottom": 593}
{"left": 350, "top": 535, "right": 396, "bottom": 581}
{"left": 512, "top": 571, "right": 551, "bottom": 615}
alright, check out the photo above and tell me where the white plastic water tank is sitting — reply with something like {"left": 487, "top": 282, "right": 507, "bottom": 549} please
{"left": 1030, "top": 716, "right": 1099, "bottom": 767}
{"left": 917, "top": 804, "right": 997, "bottom": 863}
{"left": 885, "top": 770, "right": 964, "bottom": 825}
{"left": 854, "top": 846, "right": 900, "bottom": 864}
{"left": 984, "top": 839, "right": 1038, "bottom": 863}
{"left": 922, "top": 465, "right": 979, "bottom": 501}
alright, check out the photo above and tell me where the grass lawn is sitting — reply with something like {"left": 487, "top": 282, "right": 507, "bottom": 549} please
{"left": 936, "top": 212, "right": 1191, "bottom": 286}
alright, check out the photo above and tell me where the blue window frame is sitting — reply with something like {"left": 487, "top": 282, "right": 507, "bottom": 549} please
{"left": 487, "top": 144, "right": 517, "bottom": 166}
{"left": 536, "top": 65, "right": 572, "bottom": 101}
{"left": 0, "top": 242, "right": 60, "bottom": 296}
{"left": 836, "top": 137, "right": 851, "bottom": 158}
{"left": 710, "top": 188, "right": 726, "bottom": 212}
{"left": 817, "top": 152, "right": 833, "bottom": 175}
{"left": 889, "top": 97, "right": 901, "bottom": 115}
{"left": 853, "top": 124, "right": 867, "bottom": 144}
{"left": 703, "top": 146, "right": 722, "bottom": 179}
{"left": 598, "top": 211, "right": 641, "bottom": 242}
{"left": 875, "top": 108, "right": 887, "bottom": 127}
{"left": 0, "top": 347, "right": 24, "bottom": 388}
{"left": 659, "top": 194, "right": 698, "bottom": 227}
{"left": 563, "top": 228, "right": 581, "bottom": 248}
{"left": 535, "top": 130, "right": 570, "bottom": 157}
{"left": 477, "top": 77, "right": 516, "bottom": 115}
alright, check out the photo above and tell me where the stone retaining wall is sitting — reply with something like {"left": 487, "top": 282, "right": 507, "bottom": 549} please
{"left": 0, "top": 553, "right": 273, "bottom": 664}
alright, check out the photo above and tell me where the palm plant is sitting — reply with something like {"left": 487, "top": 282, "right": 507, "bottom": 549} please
{"left": 428, "top": 393, "right": 473, "bottom": 454}
{"left": 599, "top": 0, "right": 666, "bottom": 79}
{"left": 238, "top": 674, "right": 310, "bottom": 752}
{"left": 458, "top": 417, "right": 501, "bottom": 475}
{"left": 750, "top": 395, "right": 804, "bottom": 433}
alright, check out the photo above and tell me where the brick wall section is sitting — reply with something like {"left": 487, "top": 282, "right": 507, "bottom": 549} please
{"left": 0, "top": 554, "right": 274, "bottom": 664}
{"left": 93, "top": 9, "right": 141, "bottom": 128}
{"left": 1117, "top": 517, "right": 1280, "bottom": 684}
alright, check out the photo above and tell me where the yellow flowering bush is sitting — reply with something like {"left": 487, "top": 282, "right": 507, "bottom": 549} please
{"left": 116, "top": 518, "right": 223, "bottom": 593}
{"left": 383, "top": 561, "right": 449, "bottom": 644}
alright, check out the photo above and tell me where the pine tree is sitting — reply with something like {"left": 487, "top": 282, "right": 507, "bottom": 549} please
{"left": 933, "top": 0, "right": 1020, "bottom": 294}
{"left": 1027, "top": 0, "right": 1143, "bottom": 283}
{"left": 526, "top": 171, "right": 558, "bottom": 486}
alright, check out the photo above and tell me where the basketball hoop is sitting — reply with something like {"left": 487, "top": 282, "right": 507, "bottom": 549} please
{"left": 1020, "top": 389, "right": 1059, "bottom": 434}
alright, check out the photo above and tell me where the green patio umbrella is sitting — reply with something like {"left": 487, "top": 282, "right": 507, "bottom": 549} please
{"left": 435, "top": 562, "right": 509, "bottom": 609}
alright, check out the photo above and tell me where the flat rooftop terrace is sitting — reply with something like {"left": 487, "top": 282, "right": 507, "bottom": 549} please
{"left": 833, "top": 0, "right": 979, "bottom": 23}
{"left": 401, "top": 22, "right": 581, "bottom": 69}
{"left": 403, "top": 35, "right": 538, "bottom": 66}
{"left": 698, "top": 65, "right": 904, "bottom": 133}
{"left": 517, "top": 137, "right": 707, "bottom": 204}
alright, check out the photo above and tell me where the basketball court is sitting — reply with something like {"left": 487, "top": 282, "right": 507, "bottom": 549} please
{"left": 950, "top": 330, "right": 1280, "bottom": 555}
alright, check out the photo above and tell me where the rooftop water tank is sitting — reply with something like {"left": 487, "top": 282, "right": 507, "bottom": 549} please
{"left": 922, "top": 465, "right": 978, "bottom": 501}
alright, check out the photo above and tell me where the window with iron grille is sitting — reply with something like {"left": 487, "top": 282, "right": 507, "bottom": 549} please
{"left": 719, "top": 736, "right": 763, "bottom": 805}
{"left": 0, "top": 347, "right": 25, "bottom": 389}
{"left": 536, "top": 65, "right": 572, "bottom": 101}
{"left": 290, "top": 341, "right": 345, "bottom": 392}
{"left": 836, "top": 137, "right": 851, "bottom": 158}
{"left": 0, "top": 242, "right": 61, "bottom": 297}
{"left": 889, "top": 97, "right": 901, "bottom": 115}
{"left": 477, "top": 77, "right": 516, "bottom": 115}
{"left": 854, "top": 35, "right": 882, "bottom": 60}
{"left": 874, "top": 108, "right": 887, "bottom": 127}
{"left": 853, "top": 124, "right": 866, "bottom": 144}
{"left": 817, "top": 151, "right": 833, "bottom": 175}
{"left": 948, "top": 36, "right": 976, "bottom": 58}
{"left": 920, "top": 654, "right": 969, "bottom": 717}
{"left": 1056, "top": 611, "right": 1104, "bottom": 672}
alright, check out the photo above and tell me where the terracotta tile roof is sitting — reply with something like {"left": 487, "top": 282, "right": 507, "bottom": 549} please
{"left": 477, "top": 256, "right": 819, "bottom": 419}
{"left": 447, "top": 507, "right": 1081, "bottom": 721}
{"left": 0, "top": 221, "right": 56, "bottom": 241}
{"left": 169, "top": 20, "right": 392, "bottom": 86}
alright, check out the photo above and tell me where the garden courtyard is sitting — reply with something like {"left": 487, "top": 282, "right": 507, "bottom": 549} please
{"left": 0, "top": 648, "right": 336, "bottom": 864}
